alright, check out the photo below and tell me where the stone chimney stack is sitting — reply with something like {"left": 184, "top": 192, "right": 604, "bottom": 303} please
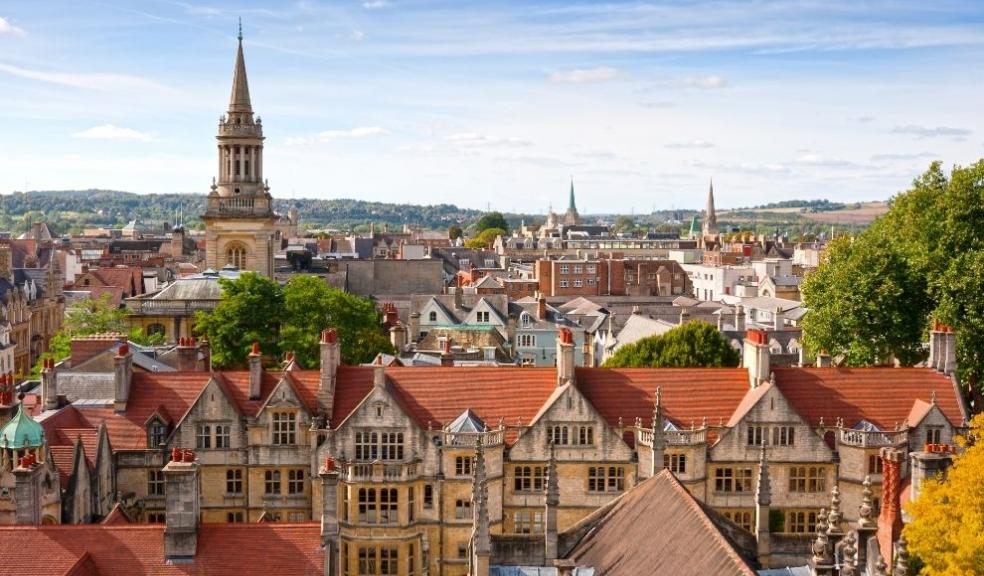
{"left": 408, "top": 312, "right": 421, "bottom": 343}
{"left": 389, "top": 322, "right": 407, "bottom": 353}
{"left": 910, "top": 444, "right": 954, "bottom": 503}
{"left": 556, "top": 328, "right": 575, "bottom": 387}
{"left": 816, "top": 351, "right": 832, "bottom": 367}
{"left": 171, "top": 225, "right": 185, "bottom": 259}
{"left": 453, "top": 286, "right": 463, "bottom": 310}
{"left": 113, "top": 344, "right": 133, "bottom": 413}
{"left": 319, "top": 329, "right": 340, "bottom": 415}
{"left": 199, "top": 337, "right": 211, "bottom": 372}
{"left": 248, "top": 342, "right": 262, "bottom": 400}
{"left": 320, "top": 458, "right": 341, "bottom": 576}
{"left": 742, "top": 329, "right": 770, "bottom": 388}
{"left": 679, "top": 308, "right": 690, "bottom": 325}
{"left": 373, "top": 359, "right": 386, "bottom": 389}
{"left": 13, "top": 451, "right": 45, "bottom": 525}
{"left": 177, "top": 337, "right": 198, "bottom": 371}
{"left": 941, "top": 326, "right": 957, "bottom": 375}
{"left": 773, "top": 306, "right": 783, "bottom": 331}
{"left": 163, "top": 449, "right": 200, "bottom": 563}
{"left": 734, "top": 304, "right": 745, "bottom": 332}
{"left": 877, "top": 448, "right": 905, "bottom": 566}
{"left": 41, "top": 358, "right": 58, "bottom": 411}
{"left": 754, "top": 444, "right": 772, "bottom": 569}
{"left": 544, "top": 443, "right": 560, "bottom": 563}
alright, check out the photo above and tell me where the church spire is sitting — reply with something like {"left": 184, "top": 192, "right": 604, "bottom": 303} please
{"left": 568, "top": 177, "right": 576, "bottom": 212}
{"left": 702, "top": 178, "right": 718, "bottom": 238}
{"left": 228, "top": 20, "right": 252, "bottom": 115}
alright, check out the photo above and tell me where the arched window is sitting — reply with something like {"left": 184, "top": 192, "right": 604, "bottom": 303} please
{"left": 428, "top": 311, "right": 437, "bottom": 322}
{"left": 226, "top": 243, "right": 248, "bottom": 270}
{"left": 147, "top": 323, "right": 166, "bottom": 338}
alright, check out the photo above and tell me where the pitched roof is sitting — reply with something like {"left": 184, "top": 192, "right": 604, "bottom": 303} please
{"left": 563, "top": 470, "right": 757, "bottom": 576}
{"left": 100, "top": 503, "right": 132, "bottom": 526}
{"left": 773, "top": 367, "right": 966, "bottom": 429}
{"left": 576, "top": 368, "right": 751, "bottom": 434}
{"left": 0, "top": 523, "right": 322, "bottom": 576}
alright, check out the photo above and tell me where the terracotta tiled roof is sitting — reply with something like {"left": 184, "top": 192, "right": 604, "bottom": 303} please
{"left": 774, "top": 367, "right": 966, "bottom": 429}
{"left": 576, "top": 368, "right": 751, "bottom": 434}
{"left": 384, "top": 367, "right": 559, "bottom": 434}
{"left": 0, "top": 523, "right": 322, "bottom": 576}
{"left": 563, "top": 469, "right": 758, "bottom": 576}
{"left": 100, "top": 504, "right": 132, "bottom": 526}
{"left": 56, "top": 428, "right": 99, "bottom": 467}
{"left": 48, "top": 445, "right": 77, "bottom": 488}
{"left": 214, "top": 371, "right": 280, "bottom": 417}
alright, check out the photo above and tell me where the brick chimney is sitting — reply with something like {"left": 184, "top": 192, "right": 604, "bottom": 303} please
{"left": 319, "top": 329, "right": 340, "bottom": 416}
{"left": 877, "top": 448, "right": 905, "bottom": 565}
{"left": 743, "top": 329, "right": 770, "bottom": 388}
{"left": 556, "top": 328, "right": 575, "bottom": 386}
{"left": 248, "top": 342, "right": 262, "bottom": 400}
{"left": 440, "top": 338, "right": 454, "bottom": 367}
{"left": 382, "top": 302, "right": 399, "bottom": 329}
{"left": 70, "top": 333, "right": 125, "bottom": 366}
{"left": 536, "top": 292, "right": 547, "bottom": 321}
{"left": 177, "top": 337, "right": 198, "bottom": 371}
{"left": 113, "top": 344, "right": 133, "bottom": 413}
{"left": 163, "top": 449, "right": 200, "bottom": 563}
{"left": 320, "top": 458, "right": 341, "bottom": 575}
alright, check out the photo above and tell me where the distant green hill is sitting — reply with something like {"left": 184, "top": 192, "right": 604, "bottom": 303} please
{"left": 0, "top": 190, "right": 486, "bottom": 235}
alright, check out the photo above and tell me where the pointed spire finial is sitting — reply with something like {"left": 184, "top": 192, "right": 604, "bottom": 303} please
{"left": 756, "top": 443, "right": 771, "bottom": 506}
{"left": 238, "top": 17, "right": 243, "bottom": 42}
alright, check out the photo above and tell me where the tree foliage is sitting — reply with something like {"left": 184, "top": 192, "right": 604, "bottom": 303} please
{"left": 31, "top": 293, "right": 127, "bottom": 377}
{"left": 280, "top": 275, "right": 394, "bottom": 367}
{"left": 448, "top": 225, "right": 463, "bottom": 240}
{"left": 464, "top": 227, "right": 505, "bottom": 249}
{"left": 473, "top": 212, "right": 509, "bottom": 234}
{"left": 801, "top": 160, "right": 984, "bottom": 392}
{"left": 195, "top": 272, "right": 392, "bottom": 368}
{"left": 603, "top": 321, "right": 740, "bottom": 368}
{"left": 904, "top": 414, "right": 984, "bottom": 576}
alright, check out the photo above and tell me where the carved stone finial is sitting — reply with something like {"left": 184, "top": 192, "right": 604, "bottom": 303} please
{"left": 894, "top": 534, "right": 910, "bottom": 576}
{"left": 827, "top": 483, "right": 843, "bottom": 534}
{"left": 840, "top": 531, "right": 858, "bottom": 576}
{"left": 874, "top": 557, "right": 888, "bottom": 576}
{"left": 811, "top": 508, "right": 832, "bottom": 564}
{"left": 858, "top": 475, "right": 875, "bottom": 528}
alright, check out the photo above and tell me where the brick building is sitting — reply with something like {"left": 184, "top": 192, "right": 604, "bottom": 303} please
{"left": 535, "top": 258, "right": 690, "bottom": 298}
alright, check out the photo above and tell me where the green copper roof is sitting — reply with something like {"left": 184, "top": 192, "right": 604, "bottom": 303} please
{"left": 0, "top": 404, "right": 45, "bottom": 449}
{"left": 689, "top": 216, "right": 701, "bottom": 236}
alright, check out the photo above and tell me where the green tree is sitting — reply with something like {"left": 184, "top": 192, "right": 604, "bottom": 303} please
{"left": 603, "top": 321, "right": 740, "bottom": 368}
{"left": 448, "top": 225, "right": 463, "bottom": 241}
{"left": 280, "top": 275, "right": 394, "bottom": 367}
{"left": 801, "top": 160, "right": 984, "bottom": 392}
{"left": 801, "top": 235, "right": 929, "bottom": 366}
{"left": 194, "top": 272, "right": 284, "bottom": 368}
{"left": 30, "top": 293, "right": 127, "bottom": 377}
{"left": 464, "top": 227, "right": 505, "bottom": 249}
{"left": 904, "top": 414, "right": 984, "bottom": 576}
{"left": 474, "top": 212, "right": 509, "bottom": 234}
{"left": 613, "top": 215, "right": 636, "bottom": 234}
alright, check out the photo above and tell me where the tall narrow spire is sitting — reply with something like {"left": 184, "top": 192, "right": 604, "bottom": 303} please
{"left": 703, "top": 178, "right": 718, "bottom": 235}
{"left": 568, "top": 177, "right": 576, "bottom": 211}
{"left": 229, "top": 21, "right": 252, "bottom": 115}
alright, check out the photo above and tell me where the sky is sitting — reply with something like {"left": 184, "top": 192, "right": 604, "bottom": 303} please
{"left": 0, "top": 1, "right": 983, "bottom": 213}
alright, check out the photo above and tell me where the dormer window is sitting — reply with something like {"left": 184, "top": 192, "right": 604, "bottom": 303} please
{"left": 521, "top": 313, "right": 532, "bottom": 327}
{"left": 272, "top": 412, "right": 297, "bottom": 445}
{"left": 148, "top": 419, "right": 168, "bottom": 448}
{"left": 428, "top": 311, "right": 437, "bottom": 322}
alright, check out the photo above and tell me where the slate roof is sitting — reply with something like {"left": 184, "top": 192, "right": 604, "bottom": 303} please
{"left": 0, "top": 524, "right": 323, "bottom": 576}
{"left": 563, "top": 469, "right": 758, "bottom": 576}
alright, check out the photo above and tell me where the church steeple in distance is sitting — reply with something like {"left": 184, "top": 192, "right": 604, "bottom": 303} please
{"left": 703, "top": 178, "right": 718, "bottom": 236}
{"left": 563, "top": 176, "right": 579, "bottom": 226}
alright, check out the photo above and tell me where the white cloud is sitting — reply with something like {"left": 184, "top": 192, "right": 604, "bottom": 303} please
{"left": 665, "top": 140, "right": 714, "bottom": 149}
{"left": 870, "top": 151, "right": 938, "bottom": 162}
{"left": 0, "top": 62, "right": 170, "bottom": 92}
{"left": 72, "top": 124, "right": 155, "bottom": 142}
{"left": 286, "top": 126, "right": 390, "bottom": 146}
{"left": 444, "top": 132, "right": 533, "bottom": 148}
{"left": 362, "top": 0, "right": 388, "bottom": 9}
{"left": 350, "top": 29, "right": 365, "bottom": 41}
{"left": 684, "top": 75, "right": 728, "bottom": 89}
{"left": 0, "top": 17, "right": 25, "bottom": 37}
{"left": 892, "top": 124, "right": 971, "bottom": 139}
{"left": 549, "top": 66, "right": 619, "bottom": 84}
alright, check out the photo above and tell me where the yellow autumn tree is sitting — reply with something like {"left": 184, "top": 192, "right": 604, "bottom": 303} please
{"left": 904, "top": 414, "right": 984, "bottom": 576}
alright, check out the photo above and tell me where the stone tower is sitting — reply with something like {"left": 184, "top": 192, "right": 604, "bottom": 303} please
{"left": 202, "top": 25, "right": 277, "bottom": 277}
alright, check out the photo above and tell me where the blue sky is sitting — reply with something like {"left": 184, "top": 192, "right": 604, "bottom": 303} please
{"left": 1, "top": 1, "right": 983, "bottom": 212}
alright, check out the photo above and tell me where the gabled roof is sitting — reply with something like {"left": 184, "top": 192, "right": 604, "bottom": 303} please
{"left": 562, "top": 470, "right": 757, "bottom": 576}
{"left": 448, "top": 408, "right": 486, "bottom": 433}
{"left": 101, "top": 503, "right": 133, "bottom": 526}
{"left": 773, "top": 367, "right": 966, "bottom": 429}
{"left": 0, "top": 523, "right": 322, "bottom": 575}
{"left": 576, "top": 368, "right": 751, "bottom": 438}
